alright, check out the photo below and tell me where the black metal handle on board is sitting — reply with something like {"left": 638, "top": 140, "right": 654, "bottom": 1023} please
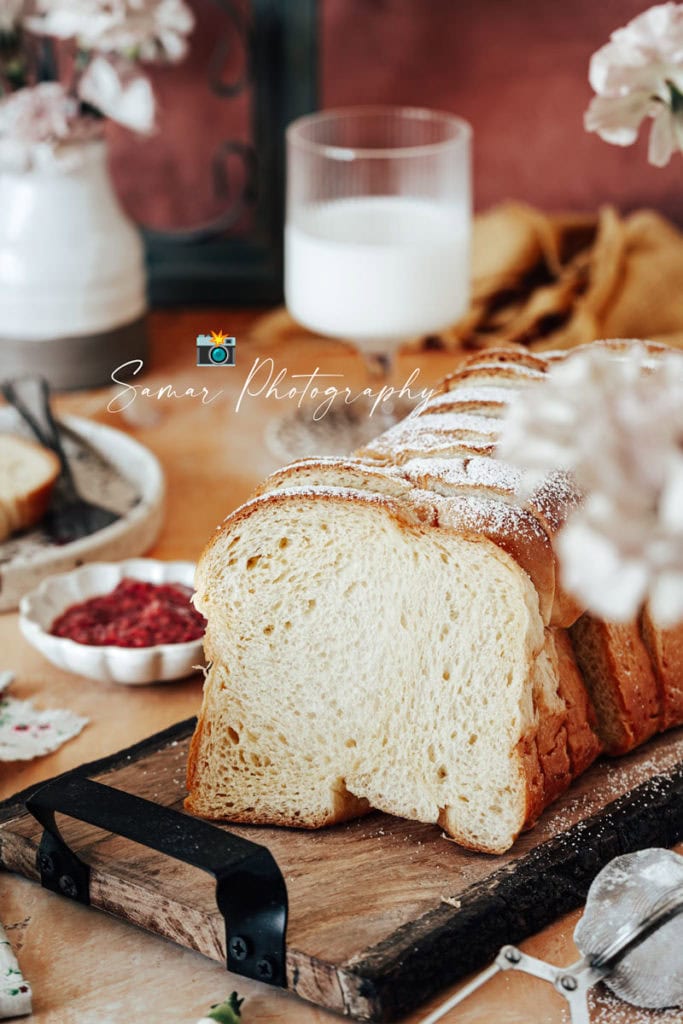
{"left": 26, "top": 774, "right": 288, "bottom": 986}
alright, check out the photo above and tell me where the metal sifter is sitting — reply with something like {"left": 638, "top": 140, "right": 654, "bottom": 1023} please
{"left": 421, "top": 848, "right": 683, "bottom": 1024}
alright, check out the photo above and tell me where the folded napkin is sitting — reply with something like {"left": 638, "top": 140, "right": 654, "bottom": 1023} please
{"left": 0, "top": 672, "right": 87, "bottom": 761}
{"left": 432, "top": 203, "right": 683, "bottom": 353}
{"left": 0, "top": 920, "right": 31, "bottom": 1019}
{"left": 251, "top": 203, "right": 683, "bottom": 355}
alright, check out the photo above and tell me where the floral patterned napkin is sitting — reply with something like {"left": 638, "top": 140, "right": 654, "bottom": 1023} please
{"left": 0, "top": 672, "right": 88, "bottom": 761}
{"left": 0, "top": 920, "right": 31, "bottom": 1019}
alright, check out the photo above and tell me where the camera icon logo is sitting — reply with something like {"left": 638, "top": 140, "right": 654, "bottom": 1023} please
{"left": 196, "top": 331, "right": 236, "bottom": 367}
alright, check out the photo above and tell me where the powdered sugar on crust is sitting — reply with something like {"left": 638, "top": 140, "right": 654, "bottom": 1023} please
{"left": 366, "top": 432, "right": 497, "bottom": 460}
{"left": 265, "top": 457, "right": 403, "bottom": 482}
{"left": 411, "top": 413, "right": 502, "bottom": 436}
{"left": 401, "top": 456, "right": 524, "bottom": 495}
{"left": 221, "top": 484, "right": 413, "bottom": 528}
{"left": 466, "top": 361, "right": 546, "bottom": 378}
{"left": 277, "top": 456, "right": 363, "bottom": 471}
{"left": 529, "top": 471, "right": 583, "bottom": 531}
{"left": 460, "top": 348, "right": 549, "bottom": 370}
{"left": 444, "top": 367, "right": 544, "bottom": 392}
{"left": 366, "top": 413, "right": 502, "bottom": 461}
{"left": 438, "top": 492, "right": 548, "bottom": 541}
{"left": 423, "top": 387, "right": 514, "bottom": 411}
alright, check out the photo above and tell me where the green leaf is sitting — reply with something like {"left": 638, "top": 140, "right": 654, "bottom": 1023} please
{"left": 667, "top": 80, "right": 683, "bottom": 114}
{"left": 207, "top": 991, "right": 244, "bottom": 1023}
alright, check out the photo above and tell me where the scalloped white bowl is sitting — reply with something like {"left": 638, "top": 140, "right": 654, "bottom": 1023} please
{"left": 19, "top": 559, "right": 205, "bottom": 685}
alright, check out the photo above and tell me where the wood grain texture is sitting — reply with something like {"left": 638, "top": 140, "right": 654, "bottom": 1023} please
{"left": 3, "top": 720, "right": 683, "bottom": 1020}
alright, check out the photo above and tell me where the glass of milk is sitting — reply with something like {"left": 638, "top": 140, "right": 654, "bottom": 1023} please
{"left": 275, "top": 107, "right": 471, "bottom": 458}
{"left": 286, "top": 107, "right": 471, "bottom": 372}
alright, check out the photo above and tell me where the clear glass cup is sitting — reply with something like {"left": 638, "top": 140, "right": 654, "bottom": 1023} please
{"left": 273, "top": 106, "right": 472, "bottom": 460}
{"left": 286, "top": 106, "right": 471, "bottom": 375}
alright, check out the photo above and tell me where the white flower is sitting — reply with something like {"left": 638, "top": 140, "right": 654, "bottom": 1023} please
{"left": 585, "top": 2, "right": 683, "bottom": 166}
{"left": 0, "top": 81, "right": 101, "bottom": 170}
{"left": 0, "top": 0, "right": 24, "bottom": 33}
{"left": 27, "top": 0, "right": 194, "bottom": 63}
{"left": 497, "top": 341, "right": 683, "bottom": 626}
{"left": 79, "top": 55, "right": 155, "bottom": 133}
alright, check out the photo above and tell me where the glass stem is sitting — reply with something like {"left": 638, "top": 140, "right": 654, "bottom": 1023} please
{"left": 362, "top": 350, "right": 394, "bottom": 384}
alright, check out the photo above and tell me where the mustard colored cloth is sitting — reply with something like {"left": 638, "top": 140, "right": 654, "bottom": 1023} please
{"left": 435, "top": 203, "right": 683, "bottom": 353}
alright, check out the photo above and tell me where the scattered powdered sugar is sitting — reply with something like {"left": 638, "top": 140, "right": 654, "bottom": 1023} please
{"left": 587, "top": 988, "right": 671, "bottom": 1023}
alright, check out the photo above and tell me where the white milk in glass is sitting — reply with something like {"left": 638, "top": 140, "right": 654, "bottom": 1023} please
{"left": 285, "top": 196, "right": 470, "bottom": 353}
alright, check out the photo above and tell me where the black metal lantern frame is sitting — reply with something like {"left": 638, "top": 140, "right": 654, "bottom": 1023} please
{"left": 145, "top": 0, "right": 318, "bottom": 307}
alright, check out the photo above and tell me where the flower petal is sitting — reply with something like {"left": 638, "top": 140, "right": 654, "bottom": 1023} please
{"left": 78, "top": 56, "right": 155, "bottom": 134}
{"left": 648, "top": 102, "right": 676, "bottom": 165}
{"left": 589, "top": 40, "right": 654, "bottom": 95}
{"left": 584, "top": 92, "right": 651, "bottom": 145}
{"left": 650, "top": 571, "right": 683, "bottom": 627}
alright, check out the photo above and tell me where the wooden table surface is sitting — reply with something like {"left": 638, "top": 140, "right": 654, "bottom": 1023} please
{"left": 0, "top": 311, "right": 673, "bottom": 1024}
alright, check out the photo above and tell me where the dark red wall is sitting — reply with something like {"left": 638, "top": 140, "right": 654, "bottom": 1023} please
{"left": 111, "top": 0, "right": 683, "bottom": 229}
{"left": 322, "top": 0, "right": 682, "bottom": 218}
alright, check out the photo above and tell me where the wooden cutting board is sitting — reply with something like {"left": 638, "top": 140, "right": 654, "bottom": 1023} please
{"left": 2, "top": 718, "right": 683, "bottom": 1022}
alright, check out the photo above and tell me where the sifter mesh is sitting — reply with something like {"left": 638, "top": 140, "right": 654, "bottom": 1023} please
{"left": 574, "top": 848, "right": 683, "bottom": 1009}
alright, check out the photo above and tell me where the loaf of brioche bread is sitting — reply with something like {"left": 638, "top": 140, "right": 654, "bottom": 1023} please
{"left": 186, "top": 341, "right": 679, "bottom": 854}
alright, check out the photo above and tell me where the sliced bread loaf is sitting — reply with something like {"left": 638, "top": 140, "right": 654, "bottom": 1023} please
{"left": 186, "top": 341, "right": 679, "bottom": 854}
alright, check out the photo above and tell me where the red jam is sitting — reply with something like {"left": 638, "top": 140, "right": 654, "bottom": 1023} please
{"left": 50, "top": 578, "right": 206, "bottom": 648}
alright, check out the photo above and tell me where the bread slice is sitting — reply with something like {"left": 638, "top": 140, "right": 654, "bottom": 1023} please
{"left": 256, "top": 457, "right": 411, "bottom": 500}
{"left": 0, "top": 434, "right": 60, "bottom": 541}
{"left": 357, "top": 352, "right": 582, "bottom": 627}
{"left": 640, "top": 606, "right": 683, "bottom": 731}
{"left": 187, "top": 487, "right": 581, "bottom": 854}
{"left": 550, "top": 628, "right": 603, "bottom": 775}
{"left": 419, "top": 385, "right": 514, "bottom": 418}
{"left": 360, "top": 412, "right": 501, "bottom": 464}
{"left": 569, "top": 614, "right": 660, "bottom": 755}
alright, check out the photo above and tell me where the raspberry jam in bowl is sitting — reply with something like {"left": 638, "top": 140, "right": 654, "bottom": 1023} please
{"left": 51, "top": 578, "right": 206, "bottom": 648}
{"left": 19, "top": 560, "right": 205, "bottom": 685}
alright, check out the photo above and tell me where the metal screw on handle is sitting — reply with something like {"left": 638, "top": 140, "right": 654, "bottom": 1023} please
{"left": 228, "top": 936, "right": 250, "bottom": 962}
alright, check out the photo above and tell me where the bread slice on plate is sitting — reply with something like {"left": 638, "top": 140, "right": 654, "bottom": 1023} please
{"left": 0, "top": 434, "right": 60, "bottom": 541}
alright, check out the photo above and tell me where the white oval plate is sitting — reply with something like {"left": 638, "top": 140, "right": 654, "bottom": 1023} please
{"left": 0, "top": 411, "right": 165, "bottom": 611}
{"left": 20, "top": 559, "right": 204, "bottom": 685}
